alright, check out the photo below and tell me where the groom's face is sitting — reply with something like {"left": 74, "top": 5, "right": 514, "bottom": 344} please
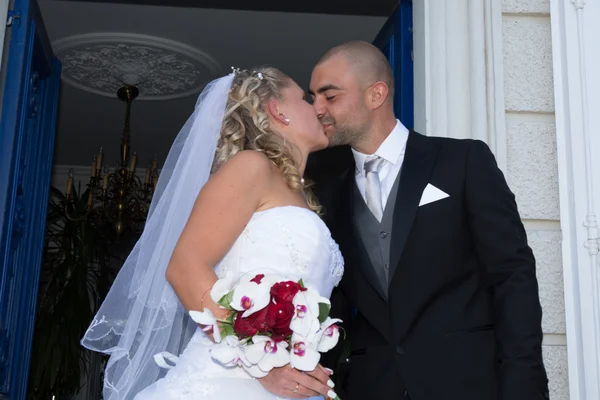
{"left": 309, "top": 55, "right": 370, "bottom": 148}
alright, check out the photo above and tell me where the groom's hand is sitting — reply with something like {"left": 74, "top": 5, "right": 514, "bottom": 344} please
{"left": 258, "top": 364, "right": 335, "bottom": 398}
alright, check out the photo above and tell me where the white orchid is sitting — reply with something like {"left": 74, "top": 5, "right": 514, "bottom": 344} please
{"left": 210, "top": 335, "right": 247, "bottom": 367}
{"left": 316, "top": 318, "right": 342, "bottom": 353}
{"left": 153, "top": 351, "right": 179, "bottom": 369}
{"left": 289, "top": 333, "right": 321, "bottom": 372}
{"left": 230, "top": 279, "right": 271, "bottom": 317}
{"left": 290, "top": 288, "right": 329, "bottom": 340}
{"left": 243, "top": 335, "right": 290, "bottom": 377}
{"left": 242, "top": 363, "right": 269, "bottom": 378}
{"left": 260, "top": 274, "right": 290, "bottom": 287}
{"left": 189, "top": 309, "right": 221, "bottom": 343}
{"left": 210, "top": 273, "right": 238, "bottom": 304}
{"left": 192, "top": 274, "right": 342, "bottom": 391}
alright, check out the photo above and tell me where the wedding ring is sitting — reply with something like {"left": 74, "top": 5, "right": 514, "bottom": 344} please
{"left": 292, "top": 383, "right": 299, "bottom": 393}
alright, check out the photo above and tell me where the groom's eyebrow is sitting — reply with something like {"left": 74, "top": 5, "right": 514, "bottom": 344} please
{"left": 308, "top": 84, "right": 342, "bottom": 96}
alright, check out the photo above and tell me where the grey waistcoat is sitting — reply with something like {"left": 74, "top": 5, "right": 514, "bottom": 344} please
{"left": 352, "top": 170, "right": 402, "bottom": 299}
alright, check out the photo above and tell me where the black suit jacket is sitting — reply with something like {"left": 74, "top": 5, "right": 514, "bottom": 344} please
{"left": 313, "top": 131, "right": 549, "bottom": 400}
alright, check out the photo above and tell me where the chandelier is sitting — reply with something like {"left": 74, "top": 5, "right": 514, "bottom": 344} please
{"left": 64, "top": 84, "right": 159, "bottom": 236}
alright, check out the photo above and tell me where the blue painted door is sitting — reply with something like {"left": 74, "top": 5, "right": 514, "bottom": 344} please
{"left": 0, "top": 0, "right": 61, "bottom": 398}
{"left": 373, "top": 0, "right": 414, "bottom": 129}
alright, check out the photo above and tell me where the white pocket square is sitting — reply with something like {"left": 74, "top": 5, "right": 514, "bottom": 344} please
{"left": 419, "top": 183, "right": 450, "bottom": 207}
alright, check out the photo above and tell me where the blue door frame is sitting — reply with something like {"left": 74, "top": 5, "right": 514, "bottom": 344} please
{"left": 0, "top": 0, "right": 61, "bottom": 398}
{"left": 373, "top": 0, "right": 414, "bottom": 129}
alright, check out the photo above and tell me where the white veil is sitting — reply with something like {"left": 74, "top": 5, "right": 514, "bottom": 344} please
{"left": 81, "top": 74, "right": 235, "bottom": 399}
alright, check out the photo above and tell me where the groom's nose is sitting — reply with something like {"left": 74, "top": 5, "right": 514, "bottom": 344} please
{"left": 312, "top": 101, "right": 325, "bottom": 119}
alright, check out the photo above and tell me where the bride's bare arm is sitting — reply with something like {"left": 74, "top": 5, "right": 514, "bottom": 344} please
{"left": 166, "top": 150, "right": 273, "bottom": 319}
{"left": 166, "top": 150, "right": 334, "bottom": 398}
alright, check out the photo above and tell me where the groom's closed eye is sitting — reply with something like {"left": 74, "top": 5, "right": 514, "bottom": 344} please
{"left": 310, "top": 84, "right": 343, "bottom": 97}
{"left": 310, "top": 91, "right": 337, "bottom": 102}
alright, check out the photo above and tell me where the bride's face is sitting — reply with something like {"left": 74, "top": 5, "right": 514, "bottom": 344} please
{"left": 277, "top": 81, "right": 328, "bottom": 153}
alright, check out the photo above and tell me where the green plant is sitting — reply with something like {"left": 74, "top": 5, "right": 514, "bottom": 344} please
{"left": 27, "top": 186, "right": 117, "bottom": 399}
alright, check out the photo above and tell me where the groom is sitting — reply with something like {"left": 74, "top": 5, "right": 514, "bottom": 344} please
{"left": 306, "top": 41, "right": 549, "bottom": 400}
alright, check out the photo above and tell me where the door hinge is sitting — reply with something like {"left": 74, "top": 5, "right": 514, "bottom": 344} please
{"left": 6, "top": 9, "right": 21, "bottom": 27}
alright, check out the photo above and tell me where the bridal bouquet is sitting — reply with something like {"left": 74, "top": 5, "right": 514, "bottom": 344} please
{"left": 188, "top": 272, "right": 342, "bottom": 379}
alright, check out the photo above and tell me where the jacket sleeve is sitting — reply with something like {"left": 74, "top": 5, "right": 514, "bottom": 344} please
{"left": 465, "top": 140, "right": 549, "bottom": 400}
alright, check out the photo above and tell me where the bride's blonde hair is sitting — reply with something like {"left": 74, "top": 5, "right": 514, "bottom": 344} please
{"left": 213, "top": 67, "right": 321, "bottom": 214}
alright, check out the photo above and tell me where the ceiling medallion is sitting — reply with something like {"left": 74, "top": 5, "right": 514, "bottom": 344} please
{"left": 53, "top": 33, "right": 221, "bottom": 100}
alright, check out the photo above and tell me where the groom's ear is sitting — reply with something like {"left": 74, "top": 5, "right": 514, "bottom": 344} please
{"left": 368, "top": 81, "right": 390, "bottom": 110}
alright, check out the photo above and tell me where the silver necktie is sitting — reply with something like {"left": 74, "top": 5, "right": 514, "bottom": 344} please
{"left": 364, "top": 156, "right": 385, "bottom": 222}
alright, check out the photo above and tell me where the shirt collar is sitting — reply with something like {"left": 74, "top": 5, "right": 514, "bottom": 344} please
{"left": 352, "top": 119, "right": 409, "bottom": 176}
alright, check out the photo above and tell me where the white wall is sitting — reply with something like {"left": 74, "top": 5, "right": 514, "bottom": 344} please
{"left": 413, "top": 0, "right": 568, "bottom": 398}
{"left": 501, "top": 0, "right": 569, "bottom": 398}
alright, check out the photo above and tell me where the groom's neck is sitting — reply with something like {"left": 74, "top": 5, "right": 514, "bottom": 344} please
{"left": 353, "top": 111, "right": 397, "bottom": 154}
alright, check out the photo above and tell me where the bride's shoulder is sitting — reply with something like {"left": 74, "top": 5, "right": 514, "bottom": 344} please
{"left": 216, "top": 150, "right": 276, "bottom": 179}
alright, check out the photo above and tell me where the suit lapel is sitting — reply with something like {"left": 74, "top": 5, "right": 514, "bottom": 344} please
{"left": 388, "top": 131, "right": 440, "bottom": 280}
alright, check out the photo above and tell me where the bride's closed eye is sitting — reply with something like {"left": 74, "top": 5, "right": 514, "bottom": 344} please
{"left": 302, "top": 94, "right": 312, "bottom": 104}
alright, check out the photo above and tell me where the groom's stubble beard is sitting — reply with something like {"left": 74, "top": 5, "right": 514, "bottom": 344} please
{"left": 325, "top": 118, "right": 369, "bottom": 148}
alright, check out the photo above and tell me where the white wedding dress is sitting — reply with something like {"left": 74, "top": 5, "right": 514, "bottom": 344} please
{"left": 134, "top": 206, "right": 344, "bottom": 399}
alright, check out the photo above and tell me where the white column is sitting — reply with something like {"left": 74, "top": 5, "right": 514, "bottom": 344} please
{"left": 551, "top": 0, "right": 600, "bottom": 398}
{"left": 413, "top": 0, "right": 507, "bottom": 171}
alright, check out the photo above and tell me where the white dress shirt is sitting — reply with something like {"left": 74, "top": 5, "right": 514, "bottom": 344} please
{"left": 352, "top": 119, "right": 409, "bottom": 209}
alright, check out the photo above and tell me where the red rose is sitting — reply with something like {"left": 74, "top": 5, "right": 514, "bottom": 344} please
{"left": 265, "top": 301, "right": 295, "bottom": 337}
{"left": 270, "top": 281, "right": 305, "bottom": 303}
{"left": 247, "top": 306, "right": 270, "bottom": 333}
{"left": 234, "top": 307, "right": 269, "bottom": 338}
{"left": 250, "top": 274, "right": 265, "bottom": 284}
{"left": 270, "top": 332, "right": 288, "bottom": 343}
{"left": 233, "top": 312, "right": 257, "bottom": 337}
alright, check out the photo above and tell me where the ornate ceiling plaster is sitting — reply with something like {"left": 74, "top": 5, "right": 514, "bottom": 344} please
{"left": 54, "top": 33, "right": 220, "bottom": 100}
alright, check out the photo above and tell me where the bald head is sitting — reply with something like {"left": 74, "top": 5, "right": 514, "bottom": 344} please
{"left": 310, "top": 41, "right": 397, "bottom": 151}
{"left": 317, "top": 41, "right": 394, "bottom": 101}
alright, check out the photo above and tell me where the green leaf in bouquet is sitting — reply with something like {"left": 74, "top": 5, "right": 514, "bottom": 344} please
{"left": 318, "top": 302, "right": 331, "bottom": 324}
{"left": 217, "top": 290, "right": 235, "bottom": 309}
{"left": 226, "top": 311, "right": 236, "bottom": 325}
{"left": 298, "top": 279, "right": 306, "bottom": 289}
{"left": 220, "top": 322, "right": 235, "bottom": 338}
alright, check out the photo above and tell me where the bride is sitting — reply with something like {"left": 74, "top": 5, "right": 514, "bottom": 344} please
{"left": 81, "top": 68, "right": 343, "bottom": 399}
